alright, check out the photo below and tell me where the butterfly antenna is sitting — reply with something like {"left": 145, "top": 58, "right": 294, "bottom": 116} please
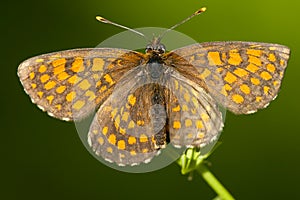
{"left": 96, "top": 16, "right": 150, "bottom": 41}
{"left": 159, "top": 7, "right": 207, "bottom": 39}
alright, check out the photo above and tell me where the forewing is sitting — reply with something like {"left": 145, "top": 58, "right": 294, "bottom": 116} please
{"left": 18, "top": 48, "right": 145, "bottom": 121}
{"left": 165, "top": 42, "right": 290, "bottom": 114}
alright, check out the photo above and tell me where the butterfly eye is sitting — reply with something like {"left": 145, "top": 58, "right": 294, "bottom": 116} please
{"left": 145, "top": 44, "right": 153, "bottom": 53}
{"left": 158, "top": 44, "right": 166, "bottom": 54}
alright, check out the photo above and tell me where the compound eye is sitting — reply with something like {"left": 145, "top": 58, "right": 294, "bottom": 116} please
{"left": 145, "top": 44, "right": 153, "bottom": 53}
{"left": 158, "top": 44, "right": 166, "bottom": 54}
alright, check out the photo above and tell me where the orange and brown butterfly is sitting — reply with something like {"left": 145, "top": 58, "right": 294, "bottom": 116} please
{"left": 17, "top": 7, "right": 290, "bottom": 166}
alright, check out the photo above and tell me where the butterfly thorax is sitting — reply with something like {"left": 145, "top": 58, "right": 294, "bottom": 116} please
{"left": 145, "top": 38, "right": 167, "bottom": 80}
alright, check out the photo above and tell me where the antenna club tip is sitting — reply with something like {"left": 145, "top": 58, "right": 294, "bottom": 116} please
{"left": 96, "top": 16, "right": 107, "bottom": 22}
{"left": 195, "top": 7, "right": 207, "bottom": 15}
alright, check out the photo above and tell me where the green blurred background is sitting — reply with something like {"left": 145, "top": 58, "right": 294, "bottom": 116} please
{"left": 2, "top": 0, "right": 300, "bottom": 199}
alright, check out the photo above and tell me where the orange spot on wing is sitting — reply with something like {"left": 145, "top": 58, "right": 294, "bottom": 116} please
{"left": 114, "top": 115, "right": 120, "bottom": 129}
{"left": 108, "top": 134, "right": 116, "bottom": 145}
{"left": 121, "top": 112, "right": 129, "bottom": 121}
{"left": 246, "top": 63, "right": 259, "bottom": 73}
{"left": 173, "top": 121, "right": 181, "bottom": 129}
{"left": 85, "top": 90, "right": 96, "bottom": 101}
{"left": 29, "top": 72, "right": 35, "bottom": 80}
{"left": 140, "top": 134, "right": 148, "bottom": 142}
{"left": 92, "top": 58, "right": 104, "bottom": 71}
{"left": 119, "top": 127, "right": 126, "bottom": 135}
{"left": 224, "top": 84, "right": 232, "bottom": 91}
{"left": 55, "top": 104, "right": 62, "bottom": 110}
{"left": 256, "top": 96, "right": 262, "bottom": 102}
{"left": 102, "top": 127, "right": 108, "bottom": 135}
{"left": 117, "top": 140, "right": 126, "bottom": 150}
{"left": 46, "top": 95, "right": 54, "bottom": 104}
{"left": 57, "top": 72, "right": 70, "bottom": 81}
{"left": 208, "top": 51, "right": 223, "bottom": 66}
{"left": 78, "top": 79, "right": 91, "bottom": 90}
{"left": 106, "top": 147, "right": 113, "bottom": 153}
{"left": 185, "top": 119, "right": 192, "bottom": 127}
{"left": 31, "top": 83, "right": 37, "bottom": 89}
{"left": 246, "top": 49, "right": 262, "bottom": 57}
{"left": 128, "top": 120, "right": 135, "bottom": 129}
{"left": 273, "top": 81, "right": 279, "bottom": 86}
{"left": 35, "top": 58, "right": 44, "bottom": 63}
{"left": 200, "top": 69, "right": 211, "bottom": 79}
{"left": 196, "top": 120, "right": 203, "bottom": 129}
{"left": 66, "top": 91, "right": 76, "bottom": 102}
{"left": 38, "top": 65, "right": 47, "bottom": 73}
{"left": 260, "top": 71, "right": 272, "bottom": 81}
{"left": 99, "top": 85, "right": 107, "bottom": 92}
{"left": 68, "top": 75, "right": 80, "bottom": 84}
{"left": 201, "top": 113, "right": 210, "bottom": 122}
{"left": 104, "top": 74, "right": 115, "bottom": 85}
{"left": 264, "top": 86, "right": 270, "bottom": 95}
{"left": 40, "top": 74, "right": 50, "bottom": 83}
{"left": 44, "top": 81, "right": 56, "bottom": 90}
{"left": 128, "top": 136, "right": 136, "bottom": 145}
{"left": 233, "top": 68, "right": 248, "bottom": 77}
{"left": 137, "top": 120, "right": 144, "bottom": 126}
{"left": 56, "top": 85, "right": 66, "bottom": 94}
{"left": 224, "top": 72, "right": 237, "bottom": 84}
{"left": 71, "top": 57, "right": 84, "bottom": 72}
{"left": 128, "top": 94, "right": 136, "bottom": 106}
{"left": 248, "top": 55, "right": 262, "bottom": 66}
{"left": 228, "top": 51, "right": 243, "bottom": 66}
{"left": 37, "top": 91, "right": 43, "bottom": 98}
{"left": 172, "top": 105, "right": 180, "bottom": 112}
{"left": 53, "top": 64, "right": 65, "bottom": 75}
{"left": 240, "top": 84, "right": 251, "bottom": 94}
{"left": 142, "top": 148, "right": 148, "bottom": 153}
{"left": 52, "top": 58, "right": 66, "bottom": 67}
{"left": 97, "top": 137, "right": 104, "bottom": 145}
{"left": 232, "top": 94, "right": 244, "bottom": 104}
{"left": 268, "top": 53, "right": 276, "bottom": 62}
{"left": 266, "top": 63, "right": 275, "bottom": 73}
{"left": 72, "top": 100, "right": 85, "bottom": 110}
{"left": 251, "top": 78, "right": 260, "bottom": 85}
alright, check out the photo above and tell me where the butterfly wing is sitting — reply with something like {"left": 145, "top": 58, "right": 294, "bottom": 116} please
{"left": 18, "top": 48, "right": 145, "bottom": 121}
{"left": 88, "top": 63, "right": 224, "bottom": 166}
{"left": 88, "top": 65, "right": 162, "bottom": 166}
{"left": 165, "top": 68, "right": 224, "bottom": 148}
{"left": 165, "top": 42, "right": 290, "bottom": 114}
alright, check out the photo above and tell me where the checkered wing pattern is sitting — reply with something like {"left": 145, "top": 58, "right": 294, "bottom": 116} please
{"left": 18, "top": 48, "right": 145, "bottom": 121}
{"left": 87, "top": 64, "right": 224, "bottom": 166}
{"left": 165, "top": 69, "right": 224, "bottom": 148}
{"left": 87, "top": 66, "right": 161, "bottom": 166}
{"left": 166, "top": 42, "right": 290, "bottom": 114}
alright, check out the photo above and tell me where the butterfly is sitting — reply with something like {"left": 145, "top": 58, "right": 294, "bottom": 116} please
{"left": 17, "top": 7, "right": 290, "bottom": 167}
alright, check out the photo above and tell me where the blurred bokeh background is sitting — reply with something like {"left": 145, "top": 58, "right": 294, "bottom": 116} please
{"left": 2, "top": 0, "right": 299, "bottom": 199}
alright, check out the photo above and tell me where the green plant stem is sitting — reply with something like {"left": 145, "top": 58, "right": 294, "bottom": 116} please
{"left": 197, "top": 164, "right": 235, "bottom": 200}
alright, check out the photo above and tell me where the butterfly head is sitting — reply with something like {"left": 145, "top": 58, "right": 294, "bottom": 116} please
{"left": 145, "top": 37, "right": 166, "bottom": 55}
